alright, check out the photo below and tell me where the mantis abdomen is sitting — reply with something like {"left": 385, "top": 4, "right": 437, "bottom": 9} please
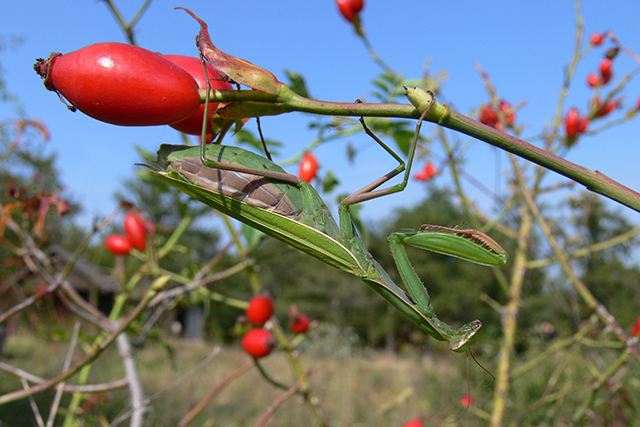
{"left": 169, "top": 147, "right": 304, "bottom": 220}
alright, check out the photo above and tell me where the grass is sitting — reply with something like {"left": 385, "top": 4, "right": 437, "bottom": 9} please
{"left": 0, "top": 331, "right": 473, "bottom": 426}
{"left": 1, "top": 329, "right": 639, "bottom": 426}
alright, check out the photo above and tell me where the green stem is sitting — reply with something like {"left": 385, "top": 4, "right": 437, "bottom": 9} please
{"left": 571, "top": 349, "right": 630, "bottom": 423}
{"left": 490, "top": 207, "right": 532, "bottom": 427}
{"left": 205, "top": 87, "right": 640, "bottom": 214}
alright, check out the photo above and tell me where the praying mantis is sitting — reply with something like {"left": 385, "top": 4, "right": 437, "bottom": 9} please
{"left": 148, "top": 89, "right": 507, "bottom": 352}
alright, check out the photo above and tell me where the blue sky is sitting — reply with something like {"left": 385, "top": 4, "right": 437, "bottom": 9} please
{"left": 2, "top": 1, "right": 640, "bottom": 231}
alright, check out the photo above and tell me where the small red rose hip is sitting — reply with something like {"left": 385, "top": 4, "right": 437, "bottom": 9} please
{"left": 586, "top": 73, "right": 601, "bottom": 88}
{"left": 242, "top": 328, "right": 276, "bottom": 359}
{"left": 589, "top": 32, "right": 605, "bottom": 45}
{"left": 298, "top": 152, "right": 319, "bottom": 183}
{"left": 414, "top": 162, "right": 437, "bottom": 182}
{"left": 599, "top": 58, "right": 613, "bottom": 83}
{"left": 631, "top": 316, "right": 640, "bottom": 337}
{"left": 289, "top": 306, "right": 310, "bottom": 334}
{"left": 124, "top": 212, "right": 147, "bottom": 251}
{"left": 105, "top": 234, "right": 133, "bottom": 256}
{"left": 460, "top": 394, "right": 474, "bottom": 406}
{"left": 565, "top": 107, "right": 583, "bottom": 139}
{"left": 579, "top": 116, "right": 589, "bottom": 133}
{"left": 290, "top": 315, "right": 310, "bottom": 334}
{"left": 499, "top": 100, "right": 516, "bottom": 126}
{"left": 34, "top": 43, "right": 200, "bottom": 126}
{"left": 337, "top": 0, "right": 364, "bottom": 23}
{"left": 401, "top": 419, "right": 423, "bottom": 427}
{"left": 478, "top": 105, "right": 498, "bottom": 127}
{"left": 246, "top": 292, "right": 274, "bottom": 326}
{"left": 595, "top": 99, "right": 616, "bottom": 118}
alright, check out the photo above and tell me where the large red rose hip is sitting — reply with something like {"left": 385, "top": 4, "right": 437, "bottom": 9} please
{"left": 162, "top": 55, "right": 234, "bottom": 135}
{"left": 34, "top": 43, "right": 200, "bottom": 126}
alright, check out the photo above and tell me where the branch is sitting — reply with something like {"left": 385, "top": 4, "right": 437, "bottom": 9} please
{"left": 177, "top": 360, "right": 253, "bottom": 427}
{"left": 0, "top": 276, "right": 171, "bottom": 405}
{"left": 46, "top": 322, "right": 81, "bottom": 427}
{"left": 115, "top": 327, "right": 146, "bottom": 427}
{"left": 205, "top": 87, "right": 640, "bottom": 214}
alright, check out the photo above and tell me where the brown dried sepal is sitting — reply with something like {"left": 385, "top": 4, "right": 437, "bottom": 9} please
{"left": 176, "top": 8, "right": 282, "bottom": 95}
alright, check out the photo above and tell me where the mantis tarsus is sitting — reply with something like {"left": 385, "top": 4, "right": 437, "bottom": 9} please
{"left": 149, "top": 91, "right": 507, "bottom": 352}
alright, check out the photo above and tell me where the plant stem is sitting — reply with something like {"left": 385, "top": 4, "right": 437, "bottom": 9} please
{"left": 206, "top": 88, "right": 640, "bottom": 214}
{"left": 490, "top": 206, "right": 532, "bottom": 427}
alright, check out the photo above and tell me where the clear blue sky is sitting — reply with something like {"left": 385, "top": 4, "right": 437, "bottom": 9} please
{"left": 2, "top": 1, "right": 640, "bottom": 230}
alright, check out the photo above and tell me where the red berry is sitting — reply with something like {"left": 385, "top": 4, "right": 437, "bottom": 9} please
{"left": 242, "top": 328, "right": 276, "bottom": 358}
{"left": 124, "top": 212, "right": 147, "bottom": 251}
{"left": 298, "top": 152, "right": 319, "bottom": 183}
{"left": 163, "top": 55, "right": 234, "bottom": 135}
{"left": 579, "top": 116, "right": 590, "bottom": 133}
{"left": 499, "top": 100, "right": 516, "bottom": 126}
{"left": 565, "top": 107, "right": 583, "bottom": 139}
{"left": 414, "top": 162, "right": 437, "bottom": 182}
{"left": 478, "top": 105, "right": 498, "bottom": 127}
{"left": 337, "top": 0, "right": 364, "bottom": 23}
{"left": 401, "top": 419, "right": 423, "bottom": 427}
{"left": 586, "top": 73, "right": 601, "bottom": 88}
{"left": 631, "top": 316, "right": 640, "bottom": 337}
{"left": 637, "top": 95, "right": 640, "bottom": 110}
{"left": 34, "top": 43, "right": 200, "bottom": 126}
{"left": 105, "top": 234, "right": 133, "bottom": 256}
{"left": 599, "top": 58, "right": 613, "bottom": 80}
{"left": 246, "top": 293, "right": 274, "bottom": 326}
{"left": 290, "top": 313, "right": 310, "bottom": 334}
{"left": 460, "top": 394, "right": 474, "bottom": 406}
{"left": 350, "top": 0, "right": 364, "bottom": 13}
{"left": 589, "top": 33, "right": 605, "bottom": 46}
{"left": 595, "top": 99, "right": 616, "bottom": 118}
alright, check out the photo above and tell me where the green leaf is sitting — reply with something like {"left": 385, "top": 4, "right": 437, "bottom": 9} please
{"left": 284, "top": 69, "right": 311, "bottom": 98}
{"left": 346, "top": 143, "right": 356, "bottom": 164}
{"left": 321, "top": 170, "right": 340, "bottom": 193}
{"left": 392, "top": 129, "right": 415, "bottom": 156}
{"left": 234, "top": 129, "right": 282, "bottom": 156}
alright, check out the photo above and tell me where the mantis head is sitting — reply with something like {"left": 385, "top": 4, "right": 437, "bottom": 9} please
{"left": 449, "top": 319, "right": 482, "bottom": 353}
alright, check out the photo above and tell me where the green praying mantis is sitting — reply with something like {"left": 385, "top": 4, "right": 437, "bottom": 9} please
{"left": 147, "top": 89, "right": 507, "bottom": 352}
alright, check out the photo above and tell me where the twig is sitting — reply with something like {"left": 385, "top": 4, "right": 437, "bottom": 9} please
{"left": 490, "top": 204, "right": 532, "bottom": 427}
{"left": 0, "top": 276, "right": 170, "bottom": 405}
{"left": 115, "top": 326, "right": 146, "bottom": 427}
{"left": 46, "top": 322, "right": 81, "bottom": 427}
{"left": 253, "top": 372, "right": 309, "bottom": 427}
{"left": 100, "top": 0, "right": 152, "bottom": 45}
{"left": 512, "top": 157, "right": 640, "bottom": 360}
{"left": 148, "top": 257, "right": 254, "bottom": 308}
{"left": 0, "top": 361, "right": 127, "bottom": 392}
{"left": 111, "top": 347, "right": 221, "bottom": 427}
{"left": 22, "top": 378, "right": 45, "bottom": 427}
{"left": 177, "top": 360, "right": 253, "bottom": 427}
{"left": 527, "top": 223, "right": 640, "bottom": 269}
